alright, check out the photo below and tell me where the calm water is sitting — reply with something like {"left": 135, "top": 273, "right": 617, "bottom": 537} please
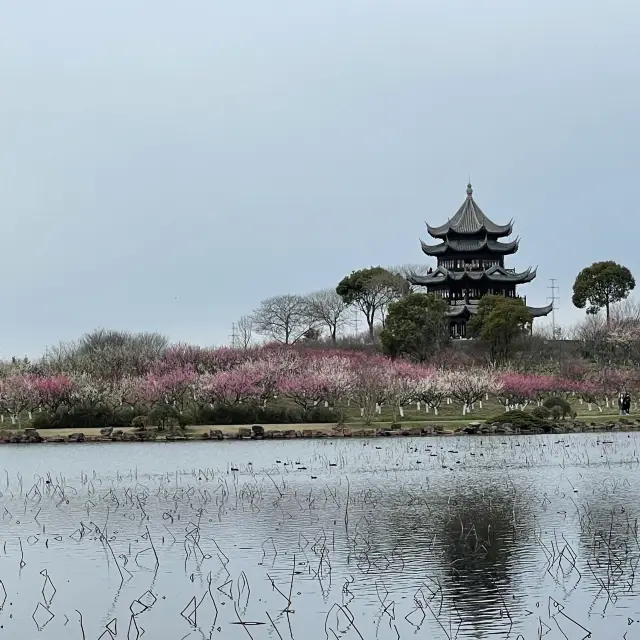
{"left": 0, "top": 434, "right": 639, "bottom": 639}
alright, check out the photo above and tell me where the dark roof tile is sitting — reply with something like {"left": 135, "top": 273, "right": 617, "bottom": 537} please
{"left": 426, "top": 184, "right": 512, "bottom": 238}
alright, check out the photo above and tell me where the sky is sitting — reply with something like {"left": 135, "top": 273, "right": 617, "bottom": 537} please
{"left": 1, "top": 0, "right": 639, "bottom": 358}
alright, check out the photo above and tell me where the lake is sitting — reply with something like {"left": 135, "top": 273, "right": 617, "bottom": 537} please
{"left": 0, "top": 433, "right": 638, "bottom": 639}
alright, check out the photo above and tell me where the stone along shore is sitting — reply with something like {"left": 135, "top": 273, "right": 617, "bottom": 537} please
{"left": 1, "top": 418, "right": 639, "bottom": 444}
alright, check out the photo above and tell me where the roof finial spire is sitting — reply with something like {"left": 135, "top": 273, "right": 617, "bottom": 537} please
{"left": 466, "top": 179, "right": 473, "bottom": 197}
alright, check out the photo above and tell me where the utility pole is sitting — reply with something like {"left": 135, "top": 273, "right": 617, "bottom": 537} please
{"left": 229, "top": 322, "right": 237, "bottom": 348}
{"left": 547, "top": 278, "right": 560, "bottom": 339}
{"left": 353, "top": 307, "right": 359, "bottom": 338}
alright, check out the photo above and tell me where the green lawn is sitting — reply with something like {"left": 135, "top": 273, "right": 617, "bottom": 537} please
{"left": 0, "top": 397, "right": 633, "bottom": 437}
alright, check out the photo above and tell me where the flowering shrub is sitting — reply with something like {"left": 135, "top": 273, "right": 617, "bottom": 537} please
{"left": 0, "top": 345, "right": 636, "bottom": 427}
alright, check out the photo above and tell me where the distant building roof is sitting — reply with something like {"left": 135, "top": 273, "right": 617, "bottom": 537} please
{"left": 426, "top": 184, "right": 513, "bottom": 239}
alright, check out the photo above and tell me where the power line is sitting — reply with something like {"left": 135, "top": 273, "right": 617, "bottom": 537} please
{"left": 547, "top": 278, "right": 560, "bottom": 338}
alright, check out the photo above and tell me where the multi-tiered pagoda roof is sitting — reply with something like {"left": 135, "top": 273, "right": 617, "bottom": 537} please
{"left": 409, "top": 183, "right": 552, "bottom": 337}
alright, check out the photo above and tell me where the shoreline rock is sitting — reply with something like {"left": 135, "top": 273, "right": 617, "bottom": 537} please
{"left": 0, "top": 419, "right": 638, "bottom": 445}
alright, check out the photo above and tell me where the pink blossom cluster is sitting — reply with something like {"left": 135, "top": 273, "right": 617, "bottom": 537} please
{"left": 0, "top": 346, "right": 637, "bottom": 423}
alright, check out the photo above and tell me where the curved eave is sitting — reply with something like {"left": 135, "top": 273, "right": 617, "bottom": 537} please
{"left": 427, "top": 221, "right": 513, "bottom": 239}
{"left": 411, "top": 267, "right": 536, "bottom": 286}
{"left": 446, "top": 306, "right": 473, "bottom": 318}
{"left": 445, "top": 302, "right": 553, "bottom": 320}
{"left": 527, "top": 302, "right": 553, "bottom": 318}
{"left": 419, "top": 237, "right": 519, "bottom": 256}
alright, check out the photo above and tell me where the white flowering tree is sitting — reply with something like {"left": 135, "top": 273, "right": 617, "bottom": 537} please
{"left": 444, "top": 368, "right": 501, "bottom": 415}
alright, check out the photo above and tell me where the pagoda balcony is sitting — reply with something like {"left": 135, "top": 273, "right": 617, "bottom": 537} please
{"left": 438, "top": 264, "right": 515, "bottom": 273}
{"left": 446, "top": 294, "right": 527, "bottom": 304}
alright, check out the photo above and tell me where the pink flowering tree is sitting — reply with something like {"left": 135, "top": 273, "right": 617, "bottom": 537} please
{"left": 199, "top": 369, "right": 260, "bottom": 408}
{"left": 156, "top": 368, "right": 197, "bottom": 414}
{"left": 555, "top": 360, "right": 589, "bottom": 400}
{"left": 577, "top": 379, "right": 601, "bottom": 411}
{"left": 278, "top": 374, "right": 325, "bottom": 412}
{"left": 497, "top": 373, "right": 537, "bottom": 411}
{"left": 32, "top": 375, "right": 75, "bottom": 414}
{"left": 242, "top": 349, "right": 302, "bottom": 406}
{"left": 527, "top": 375, "right": 558, "bottom": 406}
{"left": 311, "top": 356, "right": 353, "bottom": 408}
{"left": 595, "top": 367, "right": 627, "bottom": 409}
{"left": 307, "top": 355, "right": 353, "bottom": 423}
{"left": 278, "top": 355, "right": 353, "bottom": 420}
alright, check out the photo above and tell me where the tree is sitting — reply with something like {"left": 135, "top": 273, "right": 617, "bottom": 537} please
{"left": 336, "top": 267, "right": 408, "bottom": 341}
{"left": 305, "top": 289, "right": 350, "bottom": 344}
{"left": 235, "top": 315, "right": 254, "bottom": 349}
{"left": 572, "top": 261, "right": 635, "bottom": 323}
{"left": 379, "top": 293, "right": 448, "bottom": 362}
{"left": 468, "top": 295, "right": 532, "bottom": 365}
{"left": 43, "top": 329, "right": 169, "bottom": 379}
{"left": 200, "top": 370, "right": 260, "bottom": 408}
{"left": 252, "top": 294, "right": 315, "bottom": 344}
{"left": 387, "top": 264, "right": 432, "bottom": 291}
{"left": 443, "top": 368, "right": 500, "bottom": 415}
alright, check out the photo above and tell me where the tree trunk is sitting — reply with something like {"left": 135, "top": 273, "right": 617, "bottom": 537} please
{"left": 367, "top": 321, "right": 375, "bottom": 341}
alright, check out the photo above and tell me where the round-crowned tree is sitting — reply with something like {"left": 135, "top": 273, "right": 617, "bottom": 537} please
{"left": 572, "top": 261, "right": 635, "bottom": 323}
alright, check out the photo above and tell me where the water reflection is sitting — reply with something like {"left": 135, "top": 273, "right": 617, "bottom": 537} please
{"left": 0, "top": 434, "right": 640, "bottom": 638}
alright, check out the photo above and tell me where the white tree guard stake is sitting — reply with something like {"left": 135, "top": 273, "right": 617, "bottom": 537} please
{"left": 486, "top": 393, "right": 489, "bottom": 400}
{"left": 347, "top": 398, "right": 351, "bottom": 406}
{"left": 478, "top": 400, "right": 483, "bottom": 409}
{"left": 416, "top": 401, "right": 420, "bottom": 411}
{"left": 399, "top": 406, "right": 404, "bottom": 417}
{"left": 376, "top": 403, "right": 382, "bottom": 415}
{"left": 360, "top": 407, "right": 365, "bottom": 417}
{"left": 324, "top": 401, "right": 329, "bottom": 407}
{"left": 314, "top": 400, "right": 319, "bottom": 406}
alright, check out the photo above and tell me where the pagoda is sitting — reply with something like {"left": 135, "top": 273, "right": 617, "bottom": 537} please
{"left": 408, "top": 183, "right": 552, "bottom": 338}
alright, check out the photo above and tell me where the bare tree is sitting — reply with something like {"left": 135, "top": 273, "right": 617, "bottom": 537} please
{"left": 388, "top": 264, "right": 436, "bottom": 295}
{"left": 611, "top": 298, "right": 640, "bottom": 326}
{"left": 41, "top": 329, "right": 169, "bottom": 379}
{"left": 253, "top": 294, "right": 315, "bottom": 344}
{"left": 305, "top": 289, "right": 350, "bottom": 345}
{"left": 235, "top": 315, "right": 254, "bottom": 349}
{"left": 388, "top": 263, "right": 431, "bottom": 279}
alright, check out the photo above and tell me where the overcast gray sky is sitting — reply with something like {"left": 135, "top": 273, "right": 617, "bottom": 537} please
{"left": 1, "top": 0, "right": 639, "bottom": 357}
